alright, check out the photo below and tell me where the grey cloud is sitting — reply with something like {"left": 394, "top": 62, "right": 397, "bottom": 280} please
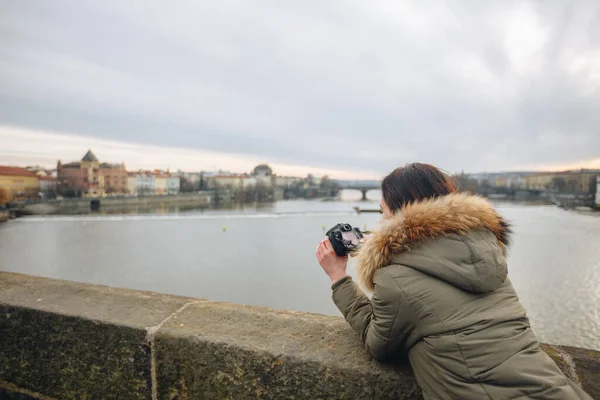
{"left": 0, "top": 0, "right": 599, "bottom": 175}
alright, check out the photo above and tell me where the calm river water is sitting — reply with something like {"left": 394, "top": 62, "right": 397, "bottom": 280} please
{"left": 1, "top": 191, "right": 599, "bottom": 350}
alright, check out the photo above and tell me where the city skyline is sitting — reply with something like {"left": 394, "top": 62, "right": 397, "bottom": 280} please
{"left": 1, "top": 125, "right": 380, "bottom": 180}
{"left": 2, "top": 125, "right": 600, "bottom": 181}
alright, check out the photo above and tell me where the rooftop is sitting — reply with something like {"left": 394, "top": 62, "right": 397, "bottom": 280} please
{"left": 81, "top": 150, "right": 99, "bottom": 162}
{"left": 528, "top": 169, "right": 600, "bottom": 176}
{"left": 0, "top": 166, "right": 38, "bottom": 177}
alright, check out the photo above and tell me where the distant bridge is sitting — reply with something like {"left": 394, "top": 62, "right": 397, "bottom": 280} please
{"left": 335, "top": 180, "right": 381, "bottom": 201}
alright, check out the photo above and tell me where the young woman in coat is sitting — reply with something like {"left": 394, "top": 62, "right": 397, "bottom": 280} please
{"left": 316, "top": 163, "right": 592, "bottom": 400}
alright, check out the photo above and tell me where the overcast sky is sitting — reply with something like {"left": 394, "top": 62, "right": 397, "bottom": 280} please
{"left": 1, "top": 1, "right": 599, "bottom": 178}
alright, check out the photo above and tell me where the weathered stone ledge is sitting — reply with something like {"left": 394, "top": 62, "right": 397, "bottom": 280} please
{"left": 0, "top": 272, "right": 598, "bottom": 399}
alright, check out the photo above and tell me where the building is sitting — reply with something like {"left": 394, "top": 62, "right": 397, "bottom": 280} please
{"left": 242, "top": 176, "right": 257, "bottom": 187}
{"left": 26, "top": 166, "right": 53, "bottom": 178}
{"left": 464, "top": 172, "right": 531, "bottom": 189}
{"left": 127, "top": 173, "right": 138, "bottom": 195}
{"left": 525, "top": 173, "right": 555, "bottom": 191}
{"left": 0, "top": 166, "right": 40, "bottom": 203}
{"left": 252, "top": 164, "right": 273, "bottom": 177}
{"left": 505, "top": 175, "right": 528, "bottom": 189}
{"left": 251, "top": 164, "right": 274, "bottom": 187}
{"left": 100, "top": 163, "right": 128, "bottom": 194}
{"left": 126, "top": 171, "right": 179, "bottom": 196}
{"left": 275, "top": 176, "right": 301, "bottom": 188}
{"left": 57, "top": 151, "right": 103, "bottom": 197}
{"left": 135, "top": 172, "right": 155, "bottom": 196}
{"left": 526, "top": 170, "right": 600, "bottom": 193}
{"left": 558, "top": 170, "right": 600, "bottom": 193}
{"left": 57, "top": 150, "right": 127, "bottom": 197}
{"left": 166, "top": 175, "right": 181, "bottom": 195}
{"left": 153, "top": 171, "right": 168, "bottom": 195}
{"left": 208, "top": 175, "right": 245, "bottom": 189}
{"left": 39, "top": 176, "right": 57, "bottom": 195}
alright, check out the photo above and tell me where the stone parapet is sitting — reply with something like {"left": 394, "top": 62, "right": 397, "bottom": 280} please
{"left": 0, "top": 272, "right": 597, "bottom": 399}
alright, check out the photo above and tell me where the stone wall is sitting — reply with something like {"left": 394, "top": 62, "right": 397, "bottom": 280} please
{"left": 0, "top": 272, "right": 598, "bottom": 399}
{"left": 24, "top": 192, "right": 212, "bottom": 215}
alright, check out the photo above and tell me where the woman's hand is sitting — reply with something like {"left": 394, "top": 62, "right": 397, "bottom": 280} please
{"left": 316, "top": 239, "right": 348, "bottom": 284}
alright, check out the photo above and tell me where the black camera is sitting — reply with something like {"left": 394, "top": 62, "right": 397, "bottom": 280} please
{"left": 326, "top": 223, "right": 364, "bottom": 256}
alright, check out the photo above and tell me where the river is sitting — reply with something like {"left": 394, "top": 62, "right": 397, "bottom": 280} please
{"left": 1, "top": 191, "right": 599, "bottom": 350}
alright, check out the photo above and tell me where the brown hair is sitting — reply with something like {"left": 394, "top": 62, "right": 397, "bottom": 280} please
{"left": 381, "top": 163, "right": 457, "bottom": 212}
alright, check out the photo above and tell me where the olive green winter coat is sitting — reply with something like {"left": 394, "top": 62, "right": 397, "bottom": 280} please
{"left": 332, "top": 193, "right": 592, "bottom": 400}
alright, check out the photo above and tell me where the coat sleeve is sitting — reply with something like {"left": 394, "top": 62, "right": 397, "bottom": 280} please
{"left": 331, "top": 269, "right": 417, "bottom": 360}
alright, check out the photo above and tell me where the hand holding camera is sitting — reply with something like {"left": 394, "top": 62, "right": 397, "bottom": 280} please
{"left": 325, "top": 223, "right": 364, "bottom": 256}
{"left": 316, "top": 223, "right": 364, "bottom": 284}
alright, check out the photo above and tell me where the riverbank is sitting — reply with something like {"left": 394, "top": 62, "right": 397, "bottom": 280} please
{"left": 21, "top": 192, "right": 213, "bottom": 215}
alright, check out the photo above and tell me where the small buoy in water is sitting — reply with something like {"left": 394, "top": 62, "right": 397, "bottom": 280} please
{"left": 322, "top": 224, "right": 327, "bottom": 232}
{"left": 364, "top": 224, "right": 367, "bottom": 231}
{"left": 222, "top": 226, "right": 227, "bottom": 232}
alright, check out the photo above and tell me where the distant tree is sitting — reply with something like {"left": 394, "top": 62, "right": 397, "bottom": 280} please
{"left": 0, "top": 188, "right": 9, "bottom": 205}
{"left": 455, "top": 172, "right": 481, "bottom": 194}
{"left": 254, "top": 182, "right": 272, "bottom": 202}
{"left": 24, "top": 187, "right": 39, "bottom": 200}
{"left": 44, "top": 189, "right": 58, "bottom": 200}
{"left": 57, "top": 180, "right": 77, "bottom": 198}
{"left": 320, "top": 175, "right": 340, "bottom": 196}
{"left": 567, "top": 180, "right": 578, "bottom": 193}
{"left": 589, "top": 176, "right": 598, "bottom": 195}
{"left": 180, "top": 176, "right": 197, "bottom": 193}
{"left": 551, "top": 177, "right": 566, "bottom": 193}
{"left": 479, "top": 179, "right": 491, "bottom": 196}
{"left": 138, "top": 186, "right": 154, "bottom": 196}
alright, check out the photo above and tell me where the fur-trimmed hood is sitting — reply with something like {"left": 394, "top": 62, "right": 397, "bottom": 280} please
{"left": 356, "top": 193, "right": 512, "bottom": 291}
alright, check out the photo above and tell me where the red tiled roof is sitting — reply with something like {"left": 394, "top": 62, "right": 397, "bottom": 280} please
{"left": 0, "top": 166, "right": 38, "bottom": 177}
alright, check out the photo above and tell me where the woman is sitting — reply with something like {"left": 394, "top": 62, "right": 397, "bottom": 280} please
{"left": 316, "top": 163, "right": 591, "bottom": 400}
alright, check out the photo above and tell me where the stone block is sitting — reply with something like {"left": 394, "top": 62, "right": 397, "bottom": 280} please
{"left": 541, "top": 343, "right": 600, "bottom": 397}
{"left": 155, "top": 301, "right": 422, "bottom": 399}
{"left": 0, "top": 273, "right": 192, "bottom": 400}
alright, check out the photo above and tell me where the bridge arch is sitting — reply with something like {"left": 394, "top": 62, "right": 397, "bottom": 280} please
{"left": 336, "top": 180, "right": 382, "bottom": 201}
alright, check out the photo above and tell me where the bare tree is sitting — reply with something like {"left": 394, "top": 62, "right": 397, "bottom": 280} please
{"left": 180, "top": 176, "right": 197, "bottom": 193}
{"left": 455, "top": 172, "right": 481, "bottom": 194}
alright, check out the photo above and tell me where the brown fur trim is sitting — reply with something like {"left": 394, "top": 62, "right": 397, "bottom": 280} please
{"left": 356, "top": 193, "right": 512, "bottom": 290}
